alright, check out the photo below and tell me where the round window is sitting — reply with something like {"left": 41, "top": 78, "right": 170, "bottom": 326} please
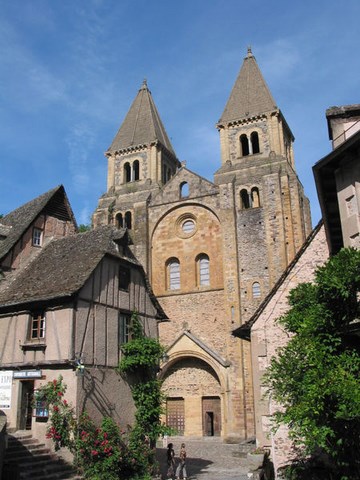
{"left": 182, "top": 219, "right": 195, "bottom": 233}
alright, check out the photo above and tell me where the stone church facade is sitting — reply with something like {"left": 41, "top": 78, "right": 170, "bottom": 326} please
{"left": 93, "top": 48, "right": 312, "bottom": 441}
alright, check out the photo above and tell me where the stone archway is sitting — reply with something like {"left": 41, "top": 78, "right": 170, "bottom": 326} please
{"left": 161, "top": 356, "right": 222, "bottom": 436}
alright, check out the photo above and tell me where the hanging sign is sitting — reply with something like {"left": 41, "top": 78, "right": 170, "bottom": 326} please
{"left": 0, "top": 371, "right": 13, "bottom": 409}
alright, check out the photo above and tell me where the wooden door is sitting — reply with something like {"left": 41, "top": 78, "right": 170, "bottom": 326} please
{"left": 166, "top": 398, "right": 185, "bottom": 435}
{"left": 19, "top": 381, "right": 34, "bottom": 430}
{"left": 202, "top": 396, "right": 221, "bottom": 436}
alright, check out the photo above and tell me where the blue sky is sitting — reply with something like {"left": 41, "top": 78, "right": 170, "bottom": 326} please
{"left": 1, "top": 0, "right": 359, "bottom": 225}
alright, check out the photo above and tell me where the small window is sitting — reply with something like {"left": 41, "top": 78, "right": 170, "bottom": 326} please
{"left": 30, "top": 312, "right": 46, "bottom": 339}
{"left": 119, "top": 266, "right": 130, "bottom": 291}
{"left": 34, "top": 398, "right": 49, "bottom": 419}
{"left": 119, "top": 313, "right": 131, "bottom": 344}
{"left": 197, "top": 254, "right": 210, "bottom": 286}
{"left": 252, "top": 282, "right": 261, "bottom": 298}
{"left": 167, "top": 258, "right": 180, "bottom": 290}
{"left": 32, "top": 228, "right": 43, "bottom": 247}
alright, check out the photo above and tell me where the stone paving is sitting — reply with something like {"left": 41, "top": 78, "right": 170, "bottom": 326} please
{"left": 156, "top": 436, "right": 253, "bottom": 480}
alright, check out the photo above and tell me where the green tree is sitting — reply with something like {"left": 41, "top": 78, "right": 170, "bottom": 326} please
{"left": 78, "top": 224, "right": 91, "bottom": 233}
{"left": 264, "top": 248, "right": 360, "bottom": 479}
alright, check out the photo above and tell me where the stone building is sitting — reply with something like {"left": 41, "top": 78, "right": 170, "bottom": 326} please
{"left": 234, "top": 104, "right": 360, "bottom": 476}
{"left": 93, "top": 48, "right": 312, "bottom": 441}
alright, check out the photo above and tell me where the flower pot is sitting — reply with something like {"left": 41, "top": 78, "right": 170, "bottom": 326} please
{"left": 247, "top": 452, "right": 265, "bottom": 470}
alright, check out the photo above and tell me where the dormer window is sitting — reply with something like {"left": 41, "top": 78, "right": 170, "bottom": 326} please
{"left": 32, "top": 228, "right": 43, "bottom": 247}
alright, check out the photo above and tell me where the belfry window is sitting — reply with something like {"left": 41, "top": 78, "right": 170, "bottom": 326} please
{"left": 133, "top": 160, "right": 140, "bottom": 181}
{"left": 124, "top": 163, "right": 131, "bottom": 183}
{"left": 240, "top": 134, "right": 250, "bottom": 156}
{"left": 167, "top": 258, "right": 180, "bottom": 290}
{"left": 251, "top": 131, "right": 260, "bottom": 154}
{"left": 197, "top": 254, "right": 210, "bottom": 286}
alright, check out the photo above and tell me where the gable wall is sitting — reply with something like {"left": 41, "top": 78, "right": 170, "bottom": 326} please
{"left": 1, "top": 214, "right": 76, "bottom": 271}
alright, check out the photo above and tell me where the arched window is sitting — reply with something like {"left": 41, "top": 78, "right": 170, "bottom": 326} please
{"left": 124, "top": 162, "right": 131, "bottom": 183}
{"left": 167, "top": 258, "right": 180, "bottom": 290}
{"left": 252, "top": 282, "right": 261, "bottom": 298}
{"left": 115, "top": 213, "right": 123, "bottom": 228}
{"left": 180, "top": 182, "right": 189, "bottom": 198}
{"left": 240, "top": 134, "right": 249, "bottom": 156}
{"left": 125, "top": 211, "right": 132, "bottom": 229}
{"left": 240, "top": 189, "right": 250, "bottom": 209}
{"left": 133, "top": 160, "right": 140, "bottom": 181}
{"left": 196, "top": 254, "right": 210, "bottom": 286}
{"left": 251, "top": 131, "right": 260, "bottom": 154}
{"left": 251, "top": 187, "right": 260, "bottom": 208}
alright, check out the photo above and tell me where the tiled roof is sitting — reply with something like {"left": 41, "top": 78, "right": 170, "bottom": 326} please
{"left": 0, "top": 226, "right": 131, "bottom": 308}
{"left": 218, "top": 48, "right": 277, "bottom": 125}
{"left": 0, "top": 225, "right": 167, "bottom": 319}
{"left": 0, "top": 185, "right": 76, "bottom": 263}
{"left": 108, "top": 80, "right": 176, "bottom": 155}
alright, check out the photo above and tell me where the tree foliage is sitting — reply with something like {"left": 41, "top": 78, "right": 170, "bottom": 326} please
{"left": 264, "top": 248, "right": 360, "bottom": 479}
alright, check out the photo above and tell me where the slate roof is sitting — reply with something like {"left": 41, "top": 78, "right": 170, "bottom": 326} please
{"left": 218, "top": 48, "right": 277, "bottom": 125}
{"left": 0, "top": 185, "right": 77, "bottom": 263}
{"left": 108, "top": 80, "right": 176, "bottom": 156}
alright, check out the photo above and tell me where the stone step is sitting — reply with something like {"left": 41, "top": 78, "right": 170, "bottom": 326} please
{"left": 3, "top": 432, "right": 83, "bottom": 480}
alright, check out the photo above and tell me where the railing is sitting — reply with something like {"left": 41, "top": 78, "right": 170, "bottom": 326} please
{"left": 333, "top": 119, "right": 360, "bottom": 148}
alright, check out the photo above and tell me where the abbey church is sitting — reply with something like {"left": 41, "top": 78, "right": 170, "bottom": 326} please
{"left": 92, "top": 48, "right": 312, "bottom": 441}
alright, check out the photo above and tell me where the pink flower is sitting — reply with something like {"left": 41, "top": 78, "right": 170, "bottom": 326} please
{"left": 53, "top": 406, "right": 59, "bottom": 412}
{"left": 63, "top": 399, "right": 68, "bottom": 406}
{"left": 91, "top": 450, "right": 99, "bottom": 456}
{"left": 57, "top": 392, "right": 63, "bottom": 396}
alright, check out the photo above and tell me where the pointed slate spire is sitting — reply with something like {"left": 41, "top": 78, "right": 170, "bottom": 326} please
{"left": 108, "top": 80, "right": 176, "bottom": 155}
{"left": 218, "top": 47, "right": 277, "bottom": 125}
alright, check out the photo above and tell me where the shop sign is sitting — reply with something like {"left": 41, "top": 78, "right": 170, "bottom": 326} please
{"left": 0, "top": 371, "right": 13, "bottom": 409}
{"left": 13, "top": 370, "right": 42, "bottom": 379}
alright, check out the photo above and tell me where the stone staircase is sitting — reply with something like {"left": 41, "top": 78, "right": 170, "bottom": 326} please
{"left": 2, "top": 432, "right": 82, "bottom": 480}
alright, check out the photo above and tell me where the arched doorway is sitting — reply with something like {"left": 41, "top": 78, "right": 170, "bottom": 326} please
{"left": 161, "top": 356, "right": 222, "bottom": 436}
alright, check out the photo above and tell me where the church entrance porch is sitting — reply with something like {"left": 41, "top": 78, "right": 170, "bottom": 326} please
{"left": 162, "top": 356, "right": 223, "bottom": 437}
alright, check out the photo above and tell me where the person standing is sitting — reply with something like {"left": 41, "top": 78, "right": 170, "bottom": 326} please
{"left": 166, "top": 442, "right": 175, "bottom": 479}
{"left": 175, "top": 443, "right": 187, "bottom": 480}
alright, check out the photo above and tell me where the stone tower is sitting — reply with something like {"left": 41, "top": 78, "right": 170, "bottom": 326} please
{"left": 93, "top": 49, "right": 311, "bottom": 441}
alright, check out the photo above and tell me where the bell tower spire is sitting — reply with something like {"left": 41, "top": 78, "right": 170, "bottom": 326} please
{"left": 217, "top": 48, "right": 295, "bottom": 167}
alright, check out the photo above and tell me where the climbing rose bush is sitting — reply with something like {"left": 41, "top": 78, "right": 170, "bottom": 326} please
{"left": 36, "top": 376, "right": 156, "bottom": 479}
